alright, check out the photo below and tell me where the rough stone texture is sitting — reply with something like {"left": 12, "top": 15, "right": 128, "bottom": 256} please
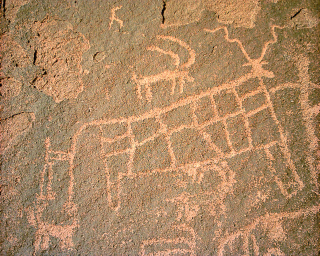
{"left": 1, "top": 0, "right": 319, "bottom": 255}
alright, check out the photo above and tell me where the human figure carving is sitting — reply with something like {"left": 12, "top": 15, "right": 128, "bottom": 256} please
{"left": 28, "top": 138, "right": 78, "bottom": 254}
{"left": 109, "top": 6, "right": 123, "bottom": 29}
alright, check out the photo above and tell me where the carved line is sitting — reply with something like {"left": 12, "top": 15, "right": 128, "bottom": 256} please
{"left": 132, "top": 35, "right": 195, "bottom": 101}
{"left": 109, "top": 6, "right": 123, "bottom": 30}
{"left": 217, "top": 204, "right": 320, "bottom": 256}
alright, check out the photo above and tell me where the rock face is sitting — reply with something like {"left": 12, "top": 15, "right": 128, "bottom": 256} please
{"left": 31, "top": 16, "right": 90, "bottom": 103}
{"left": 1, "top": 0, "right": 319, "bottom": 255}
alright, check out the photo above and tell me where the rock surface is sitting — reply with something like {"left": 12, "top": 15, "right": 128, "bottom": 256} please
{"left": 1, "top": 0, "right": 319, "bottom": 255}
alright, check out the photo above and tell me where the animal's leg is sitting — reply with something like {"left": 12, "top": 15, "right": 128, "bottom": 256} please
{"left": 171, "top": 78, "right": 176, "bottom": 95}
{"left": 132, "top": 73, "right": 142, "bottom": 100}
{"left": 136, "top": 83, "right": 142, "bottom": 100}
{"left": 34, "top": 232, "right": 42, "bottom": 254}
{"left": 179, "top": 78, "right": 185, "bottom": 93}
{"left": 145, "top": 84, "right": 152, "bottom": 102}
{"left": 41, "top": 234, "right": 50, "bottom": 250}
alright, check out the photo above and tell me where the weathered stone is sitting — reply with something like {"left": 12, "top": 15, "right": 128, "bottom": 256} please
{"left": 1, "top": 0, "right": 319, "bottom": 255}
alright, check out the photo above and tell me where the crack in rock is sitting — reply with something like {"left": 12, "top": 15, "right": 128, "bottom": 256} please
{"left": 161, "top": 0, "right": 166, "bottom": 24}
{"left": 291, "top": 8, "right": 303, "bottom": 19}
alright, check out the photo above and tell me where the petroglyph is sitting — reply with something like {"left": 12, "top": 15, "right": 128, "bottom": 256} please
{"left": 204, "top": 25, "right": 283, "bottom": 79}
{"left": 23, "top": 19, "right": 320, "bottom": 254}
{"left": 269, "top": 55, "right": 320, "bottom": 190}
{"left": 2, "top": 1, "right": 319, "bottom": 254}
{"left": 31, "top": 16, "right": 90, "bottom": 103}
{"left": 204, "top": 24, "right": 308, "bottom": 197}
{"left": 140, "top": 224, "right": 197, "bottom": 256}
{"left": 295, "top": 55, "right": 320, "bottom": 189}
{"left": 27, "top": 138, "right": 78, "bottom": 254}
{"left": 29, "top": 24, "right": 316, "bottom": 253}
{"left": 109, "top": 6, "right": 123, "bottom": 30}
{"left": 29, "top": 21, "right": 320, "bottom": 253}
{"left": 216, "top": 204, "right": 320, "bottom": 256}
{"left": 132, "top": 35, "right": 195, "bottom": 101}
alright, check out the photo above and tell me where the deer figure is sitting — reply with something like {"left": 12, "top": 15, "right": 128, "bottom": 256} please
{"left": 132, "top": 35, "right": 195, "bottom": 102}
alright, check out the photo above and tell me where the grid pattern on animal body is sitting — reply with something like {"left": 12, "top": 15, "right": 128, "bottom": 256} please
{"left": 30, "top": 24, "right": 320, "bottom": 254}
{"left": 99, "top": 77, "right": 303, "bottom": 211}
